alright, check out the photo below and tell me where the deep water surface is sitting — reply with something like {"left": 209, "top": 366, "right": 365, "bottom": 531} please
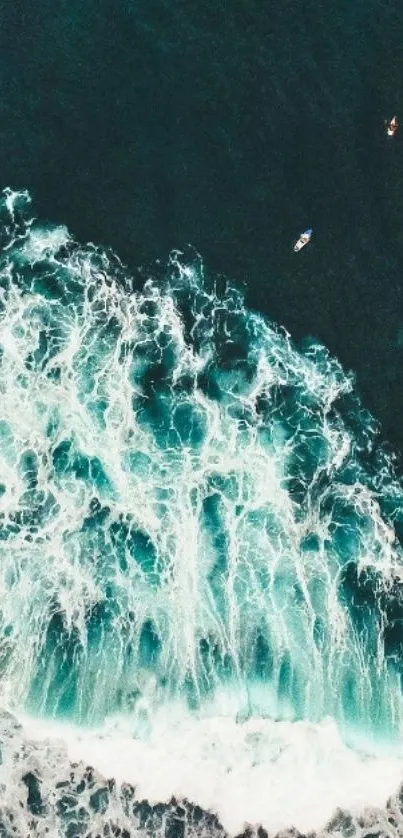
{"left": 1, "top": 0, "right": 403, "bottom": 449}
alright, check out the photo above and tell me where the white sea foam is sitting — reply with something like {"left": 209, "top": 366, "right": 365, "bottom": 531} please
{"left": 0, "top": 216, "right": 402, "bottom": 737}
{"left": 1, "top": 190, "right": 403, "bottom": 837}
{"left": 19, "top": 705, "right": 403, "bottom": 836}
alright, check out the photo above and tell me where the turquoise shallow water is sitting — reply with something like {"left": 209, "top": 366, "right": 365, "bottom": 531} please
{"left": 1, "top": 189, "right": 403, "bottom": 758}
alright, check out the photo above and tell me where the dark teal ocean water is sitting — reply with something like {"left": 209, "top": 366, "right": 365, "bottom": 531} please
{"left": 1, "top": 0, "right": 403, "bottom": 451}
{"left": 2, "top": 3, "right": 403, "bottom": 837}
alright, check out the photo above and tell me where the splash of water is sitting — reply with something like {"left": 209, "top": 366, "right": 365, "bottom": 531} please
{"left": 0, "top": 187, "right": 403, "bottom": 761}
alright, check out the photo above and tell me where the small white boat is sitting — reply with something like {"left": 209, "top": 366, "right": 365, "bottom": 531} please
{"left": 294, "top": 228, "right": 313, "bottom": 252}
{"left": 387, "top": 116, "right": 398, "bottom": 137}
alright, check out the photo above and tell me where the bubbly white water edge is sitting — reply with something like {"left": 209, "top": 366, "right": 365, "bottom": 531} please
{"left": 17, "top": 705, "right": 403, "bottom": 835}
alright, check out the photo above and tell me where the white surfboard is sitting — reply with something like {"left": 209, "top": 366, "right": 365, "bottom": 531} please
{"left": 294, "top": 228, "right": 313, "bottom": 252}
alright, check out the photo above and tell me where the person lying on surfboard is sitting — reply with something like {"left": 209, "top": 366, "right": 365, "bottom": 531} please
{"left": 386, "top": 116, "right": 398, "bottom": 137}
{"left": 294, "top": 229, "right": 312, "bottom": 252}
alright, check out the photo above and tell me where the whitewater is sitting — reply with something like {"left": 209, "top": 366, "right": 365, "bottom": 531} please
{"left": 0, "top": 187, "right": 403, "bottom": 837}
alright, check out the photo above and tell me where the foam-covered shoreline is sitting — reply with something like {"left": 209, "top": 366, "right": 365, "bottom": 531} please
{"left": 5, "top": 709, "right": 401, "bottom": 837}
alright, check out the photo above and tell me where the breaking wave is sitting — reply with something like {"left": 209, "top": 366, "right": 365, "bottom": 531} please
{"left": 1, "top": 188, "right": 403, "bottom": 835}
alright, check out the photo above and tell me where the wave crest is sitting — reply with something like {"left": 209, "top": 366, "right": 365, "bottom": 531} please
{"left": 0, "top": 189, "right": 402, "bottom": 754}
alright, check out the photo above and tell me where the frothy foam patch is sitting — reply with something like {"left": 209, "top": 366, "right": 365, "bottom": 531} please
{"left": 20, "top": 708, "right": 403, "bottom": 835}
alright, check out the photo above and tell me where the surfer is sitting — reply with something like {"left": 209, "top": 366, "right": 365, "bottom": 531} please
{"left": 386, "top": 116, "right": 398, "bottom": 137}
{"left": 294, "top": 228, "right": 313, "bottom": 252}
